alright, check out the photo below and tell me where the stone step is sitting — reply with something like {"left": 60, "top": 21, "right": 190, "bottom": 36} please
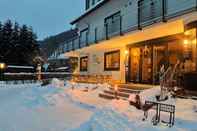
{"left": 109, "top": 87, "right": 141, "bottom": 94}
{"left": 99, "top": 93, "right": 114, "bottom": 100}
{"left": 99, "top": 93, "right": 128, "bottom": 100}
{"left": 118, "top": 84, "right": 157, "bottom": 90}
{"left": 103, "top": 90, "right": 130, "bottom": 98}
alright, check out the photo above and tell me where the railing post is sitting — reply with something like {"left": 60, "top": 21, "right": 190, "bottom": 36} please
{"left": 72, "top": 40, "right": 74, "bottom": 51}
{"left": 79, "top": 36, "right": 81, "bottom": 48}
{"left": 120, "top": 16, "right": 123, "bottom": 35}
{"left": 86, "top": 32, "right": 89, "bottom": 46}
{"left": 162, "top": 0, "right": 167, "bottom": 22}
{"left": 66, "top": 42, "right": 69, "bottom": 52}
{"left": 95, "top": 28, "right": 98, "bottom": 43}
{"left": 105, "top": 23, "right": 109, "bottom": 40}
{"left": 138, "top": 1, "right": 142, "bottom": 30}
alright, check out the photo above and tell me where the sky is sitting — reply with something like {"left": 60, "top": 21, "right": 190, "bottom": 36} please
{"left": 0, "top": 0, "right": 84, "bottom": 40}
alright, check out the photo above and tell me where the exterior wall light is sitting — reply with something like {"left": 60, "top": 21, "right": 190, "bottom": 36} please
{"left": 183, "top": 39, "right": 189, "bottom": 45}
{"left": 125, "top": 50, "right": 129, "bottom": 55}
{"left": 0, "top": 63, "right": 6, "bottom": 81}
{"left": 192, "top": 39, "right": 197, "bottom": 44}
{"left": 0, "top": 63, "right": 6, "bottom": 70}
{"left": 184, "top": 31, "right": 190, "bottom": 36}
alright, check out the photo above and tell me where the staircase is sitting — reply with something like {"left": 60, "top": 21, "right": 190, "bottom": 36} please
{"left": 99, "top": 84, "right": 153, "bottom": 100}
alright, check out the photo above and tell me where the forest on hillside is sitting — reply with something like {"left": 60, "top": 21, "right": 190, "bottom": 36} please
{"left": 39, "top": 29, "right": 78, "bottom": 59}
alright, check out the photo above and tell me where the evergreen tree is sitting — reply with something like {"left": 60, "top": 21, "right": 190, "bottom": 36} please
{"left": 1, "top": 20, "right": 13, "bottom": 63}
{"left": 0, "top": 22, "right": 3, "bottom": 61}
{"left": 11, "top": 22, "right": 20, "bottom": 64}
{"left": 0, "top": 19, "right": 40, "bottom": 65}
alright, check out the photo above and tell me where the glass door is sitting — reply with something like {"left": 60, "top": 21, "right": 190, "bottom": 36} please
{"left": 141, "top": 46, "right": 153, "bottom": 83}
{"left": 130, "top": 48, "right": 141, "bottom": 83}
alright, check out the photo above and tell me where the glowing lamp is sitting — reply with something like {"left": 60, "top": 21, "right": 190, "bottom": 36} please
{"left": 0, "top": 63, "right": 5, "bottom": 70}
{"left": 183, "top": 39, "right": 189, "bottom": 45}
{"left": 184, "top": 31, "right": 190, "bottom": 36}
{"left": 192, "top": 39, "right": 197, "bottom": 44}
{"left": 125, "top": 50, "right": 129, "bottom": 55}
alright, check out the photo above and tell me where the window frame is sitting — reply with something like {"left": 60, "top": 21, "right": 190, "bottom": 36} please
{"left": 79, "top": 28, "right": 89, "bottom": 47}
{"left": 104, "top": 11, "right": 121, "bottom": 36}
{"left": 80, "top": 56, "right": 88, "bottom": 72}
{"left": 104, "top": 50, "right": 120, "bottom": 71}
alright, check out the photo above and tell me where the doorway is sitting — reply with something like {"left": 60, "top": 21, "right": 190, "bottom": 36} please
{"left": 129, "top": 45, "right": 153, "bottom": 84}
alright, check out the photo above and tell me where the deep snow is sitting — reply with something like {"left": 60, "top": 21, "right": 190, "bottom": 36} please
{"left": 0, "top": 80, "right": 197, "bottom": 131}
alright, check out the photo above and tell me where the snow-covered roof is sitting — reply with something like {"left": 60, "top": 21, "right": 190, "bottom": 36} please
{"left": 7, "top": 65, "right": 34, "bottom": 69}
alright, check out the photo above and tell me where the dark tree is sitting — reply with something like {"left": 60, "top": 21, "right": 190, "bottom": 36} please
{"left": 1, "top": 20, "right": 13, "bottom": 63}
{"left": 0, "top": 19, "right": 40, "bottom": 65}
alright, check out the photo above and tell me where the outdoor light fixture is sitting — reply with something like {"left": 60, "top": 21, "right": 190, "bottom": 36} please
{"left": 192, "top": 39, "right": 197, "bottom": 44}
{"left": 184, "top": 31, "right": 190, "bottom": 36}
{"left": 0, "top": 63, "right": 6, "bottom": 81}
{"left": 183, "top": 39, "right": 189, "bottom": 45}
{"left": 0, "top": 63, "right": 5, "bottom": 70}
{"left": 125, "top": 50, "right": 129, "bottom": 55}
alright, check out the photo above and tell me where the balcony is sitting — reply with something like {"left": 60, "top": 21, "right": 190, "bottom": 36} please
{"left": 57, "top": 0, "right": 197, "bottom": 54}
{"left": 138, "top": 0, "right": 197, "bottom": 28}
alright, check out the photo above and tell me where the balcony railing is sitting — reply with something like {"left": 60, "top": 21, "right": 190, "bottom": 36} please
{"left": 105, "top": 12, "right": 122, "bottom": 39}
{"left": 138, "top": 0, "right": 197, "bottom": 28}
{"left": 54, "top": 0, "right": 197, "bottom": 56}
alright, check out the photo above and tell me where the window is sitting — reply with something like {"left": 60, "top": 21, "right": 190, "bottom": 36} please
{"left": 104, "top": 50, "right": 120, "bottom": 71}
{"left": 67, "top": 41, "right": 73, "bottom": 51}
{"left": 86, "top": 0, "right": 90, "bottom": 10}
{"left": 80, "top": 28, "right": 89, "bottom": 48}
{"left": 92, "top": 0, "right": 95, "bottom": 5}
{"left": 80, "top": 56, "right": 88, "bottom": 71}
{"left": 105, "top": 11, "right": 121, "bottom": 36}
{"left": 138, "top": 0, "right": 163, "bottom": 23}
{"left": 95, "top": 28, "right": 97, "bottom": 43}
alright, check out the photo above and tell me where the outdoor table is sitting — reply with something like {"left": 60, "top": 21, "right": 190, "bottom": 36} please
{"left": 145, "top": 98, "right": 176, "bottom": 127}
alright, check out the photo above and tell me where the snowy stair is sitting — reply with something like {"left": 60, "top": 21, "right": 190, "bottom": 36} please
{"left": 99, "top": 86, "right": 142, "bottom": 100}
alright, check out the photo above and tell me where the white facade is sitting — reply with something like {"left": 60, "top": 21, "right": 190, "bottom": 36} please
{"left": 60, "top": 0, "right": 197, "bottom": 84}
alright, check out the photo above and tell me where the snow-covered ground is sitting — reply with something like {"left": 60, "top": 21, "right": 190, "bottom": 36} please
{"left": 0, "top": 79, "right": 197, "bottom": 131}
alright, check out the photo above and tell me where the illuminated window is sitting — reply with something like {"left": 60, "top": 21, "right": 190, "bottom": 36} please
{"left": 80, "top": 56, "right": 88, "bottom": 71}
{"left": 104, "top": 50, "right": 120, "bottom": 71}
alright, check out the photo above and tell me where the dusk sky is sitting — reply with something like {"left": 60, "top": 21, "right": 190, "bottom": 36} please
{"left": 0, "top": 0, "right": 84, "bottom": 40}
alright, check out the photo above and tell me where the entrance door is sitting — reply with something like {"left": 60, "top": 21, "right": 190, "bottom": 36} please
{"left": 130, "top": 48, "right": 141, "bottom": 83}
{"left": 141, "top": 46, "right": 153, "bottom": 83}
{"left": 129, "top": 46, "right": 153, "bottom": 84}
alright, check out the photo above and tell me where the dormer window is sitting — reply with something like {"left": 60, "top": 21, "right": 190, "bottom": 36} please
{"left": 86, "top": 0, "right": 90, "bottom": 10}
{"left": 85, "top": 0, "right": 102, "bottom": 10}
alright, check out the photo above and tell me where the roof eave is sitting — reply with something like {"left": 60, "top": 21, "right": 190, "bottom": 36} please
{"left": 70, "top": 0, "right": 109, "bottom": 25}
